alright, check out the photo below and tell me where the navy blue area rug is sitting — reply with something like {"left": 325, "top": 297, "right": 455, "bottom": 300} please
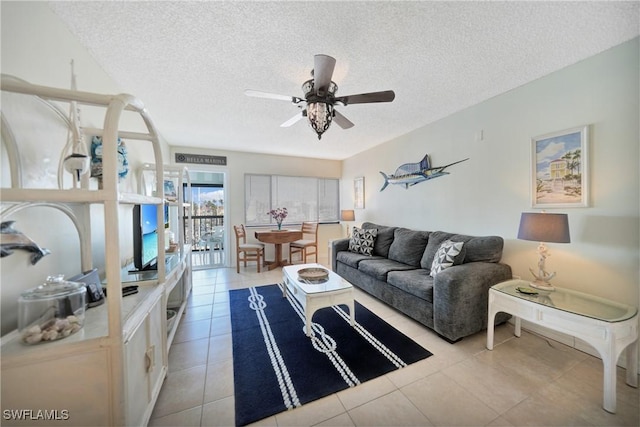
{"left": 230, "top": 283, "right": 432, "bottom": 426}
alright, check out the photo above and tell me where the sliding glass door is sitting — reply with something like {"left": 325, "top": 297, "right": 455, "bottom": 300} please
{"left": 185, "top": 181, "right": 226, "bottom": 269}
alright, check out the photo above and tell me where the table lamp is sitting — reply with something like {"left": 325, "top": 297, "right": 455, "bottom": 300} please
{"left": 517, "top": 212, "right": 570, "bottom": 291}
{"left": 341, "top": 210, "right": 355, "bottom": 237}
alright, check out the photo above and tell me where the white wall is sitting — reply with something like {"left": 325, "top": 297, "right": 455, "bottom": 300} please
{"left": 341, "top": 38, "right": 640, "bottom": 309}
{"left": 168, "top": 147, "right": 344, "bottom": 265}
{"left": 0, "top": 2, "right": 175, "bottom": 334}
{"left": 0, "top": 2, "right": 344, "bottom": 334}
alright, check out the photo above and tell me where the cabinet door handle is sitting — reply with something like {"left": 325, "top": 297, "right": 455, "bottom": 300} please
{"left": 145, "top": 346, "right": 155, "bottom": 373}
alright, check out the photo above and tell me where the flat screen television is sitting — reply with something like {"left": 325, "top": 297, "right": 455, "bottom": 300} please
{"left": 132, "top": 204, "right": 160, "bottom": 272}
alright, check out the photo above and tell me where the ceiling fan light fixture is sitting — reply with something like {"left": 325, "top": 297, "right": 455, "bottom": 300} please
{"left": 245, "top": 54, "right": 395, "bottom": 139}
{"left": 306, "top": 102, "right": 333, "bottom": 140}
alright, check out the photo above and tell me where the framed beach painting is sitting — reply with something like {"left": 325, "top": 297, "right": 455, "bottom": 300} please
{"left": 531, "top": 125, "right": 588, "bottom": 208}
{"left": 164, "top": 179, "right": 177, "bottom": 201}
{"left": 354, "top": 177, "right": 365, "bottom": 209}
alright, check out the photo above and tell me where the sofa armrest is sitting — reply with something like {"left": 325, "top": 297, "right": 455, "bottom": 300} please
{"left": 433, "top": 262, "right": 512, "bottom": 342}
{"left": 331, "top": 238, "right": 350, "bottom": 271}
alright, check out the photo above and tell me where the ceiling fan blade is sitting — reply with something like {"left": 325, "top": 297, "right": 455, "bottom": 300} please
{"left": 333, "top": 110, "right": 354, "bottom": 129}
{"left": 244, "top": 89, "right": 303, "bottom": 104}
{"left": 335, "top": 90, "right": 395, "bottom": 105}
{"left": 313, "top": 54, "right": 336, "bottom": 95}
{"left": 280, "top": 112, "right": 305, "bottom": 127}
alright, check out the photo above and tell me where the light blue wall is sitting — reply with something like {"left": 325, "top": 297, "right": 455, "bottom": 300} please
{"left": 342, "top": 38, "right": 639, "bottom": 307}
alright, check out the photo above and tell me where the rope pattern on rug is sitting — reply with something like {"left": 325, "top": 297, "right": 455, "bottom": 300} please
{"left": 278, "top": 282, "right": 361, "bottom": 387}
{"left": 332, "top": 305, "right": 408, "bottom": 369}
{"left": 247, "top": 287, "right": 301, "bottom": 410}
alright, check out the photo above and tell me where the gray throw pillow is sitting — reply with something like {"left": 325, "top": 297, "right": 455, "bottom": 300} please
{"left": 430, "top": 240, "right": 465, "bottom": 276}
{"left": 371, "top": 226, "right": 396, "bottom": 257}
{"left": 388, "top": 228, "right": 430, "bottom": 267}
{"left": 348, "top": 227, "right": 378, "bottom": 256}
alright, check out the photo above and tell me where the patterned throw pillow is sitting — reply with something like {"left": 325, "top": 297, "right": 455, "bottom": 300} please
{"left": 430, "top": 240, "right": 465, "bottom": 276}
{"left": 348, "top": 227, "right": 378, "bottom": 256}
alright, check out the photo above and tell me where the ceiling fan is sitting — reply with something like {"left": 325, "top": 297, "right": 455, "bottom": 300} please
{"left": 245, "top": 54, "right": 395, "bottom": 140}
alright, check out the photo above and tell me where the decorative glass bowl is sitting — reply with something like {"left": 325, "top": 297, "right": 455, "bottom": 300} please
{"left": 19, "top": 275, "right": 86, "bottom": 345}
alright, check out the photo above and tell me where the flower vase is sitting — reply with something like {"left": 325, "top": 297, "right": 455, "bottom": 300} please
{"left": 277, "top": 221, "right": 282, "bottom": 231}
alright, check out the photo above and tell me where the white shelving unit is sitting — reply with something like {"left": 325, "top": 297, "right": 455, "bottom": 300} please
{"left": 0, "top": 75, "right": 191, "bottom": 426}
{"left": 140, "top": 164, "right": 194, "bottom": 350}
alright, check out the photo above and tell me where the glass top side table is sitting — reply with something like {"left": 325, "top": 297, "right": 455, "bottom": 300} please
{"left": 487, "top": 279, "right": 638, "bottom": 414}
{"left": 494, "top": 280, "right": 637, "bottom": 322}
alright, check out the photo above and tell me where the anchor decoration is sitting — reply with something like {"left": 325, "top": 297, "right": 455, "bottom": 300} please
{"left": 379, "top": 154, "right": 468, "bottom": 191}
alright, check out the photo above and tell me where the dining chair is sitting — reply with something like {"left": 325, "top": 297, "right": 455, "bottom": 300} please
{"left": 289, "top": 222, "right": 319, "bottom": 264}
{"left": 233, "top": 224, "right": 264, "bottom": 273}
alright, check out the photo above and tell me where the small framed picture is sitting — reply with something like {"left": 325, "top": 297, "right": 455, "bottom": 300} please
{"left": 354, "top": 177, "right": 365, "bottom": 209}
{"left": 531, "top": 125, "right": 588, "bottom": 208}
{"left": 164, "top": 179, "right": 177, "bottom": 201}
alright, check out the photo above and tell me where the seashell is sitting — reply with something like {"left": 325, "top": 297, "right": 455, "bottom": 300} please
{"left": 54, "top": 319, "right": 69, "bottom": 331}
{"left": 20, "top": 315, "right": 82, "bottom": 344}
{"left": 24, "top": 333, "right": 43, "bottom": 344}
{"left": 26, "top": 324, "right": 41, "bottom": 335}
{"left": 42, "top": 318, "right": 57, "bottom": 330}
{"left": 42, "top": 329, "right": 59, "bottom": 341}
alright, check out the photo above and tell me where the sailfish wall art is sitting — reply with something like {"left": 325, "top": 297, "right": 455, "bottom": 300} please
{"left": 380, "top": 154, "right": 469, "bottom": 191}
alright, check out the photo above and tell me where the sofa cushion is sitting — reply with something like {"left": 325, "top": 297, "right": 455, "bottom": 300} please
{"left": 387, "top": 269, "right": 434, "bottom": 303}
{"left": 421, "top": 231, "right": 504, "bottom": 269}
{"left": 388, "top": 228, "right": 430, "bottom": 267}
{"left": 430, "top": 240, "right": 465, "bottom": 276}
{"left": 336, "top": 250, "right": 383, "bottom": 269}
{"left": 348, "top": 227, "right": 378, "bottom": 256}
{"left": 357, "top": 258, "right": 416, "bottom": 281}
{"left": 462, "top": 235, "right": 504, "bottom": 263}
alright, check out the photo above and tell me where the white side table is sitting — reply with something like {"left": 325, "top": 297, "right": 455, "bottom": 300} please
{"left": 487, "top": 279, "right": 638, "bottom": 414}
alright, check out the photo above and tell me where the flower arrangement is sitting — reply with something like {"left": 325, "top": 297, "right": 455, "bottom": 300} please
{"left": 267, "top": 207, "right": 288, "bottom": 230}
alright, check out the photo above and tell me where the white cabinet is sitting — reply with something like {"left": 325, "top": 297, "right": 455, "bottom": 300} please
{"left": 125, "top": 293, "right": 165, "bottom": 426}
{"left": 1, "top": 346, "right": 112, "bottom": 425}
{"left": 0, "top": 75, "right": 191, "bottom": 426}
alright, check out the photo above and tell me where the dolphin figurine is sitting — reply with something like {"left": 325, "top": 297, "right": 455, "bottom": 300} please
{"left": 0, "top": 221, "right": 51, "bottom": 264}
{"left": 379, "top": 154, "right": 469, "bottom": 191}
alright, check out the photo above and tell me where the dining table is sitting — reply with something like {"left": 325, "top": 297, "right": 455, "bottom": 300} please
{"left": 254, "top": 229, "right": 303, "bottom": 270}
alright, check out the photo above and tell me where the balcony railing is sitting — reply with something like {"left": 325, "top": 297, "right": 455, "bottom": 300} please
{"left": 186, "top": 214, "right": 224, "bottom": 251}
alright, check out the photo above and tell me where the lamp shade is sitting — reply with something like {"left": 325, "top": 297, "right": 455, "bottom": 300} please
{"left": 517, "top": 212, "right": 570, "bottom": 243}
{"left": 340, "top": 210, "right": 355, "bottom": 221}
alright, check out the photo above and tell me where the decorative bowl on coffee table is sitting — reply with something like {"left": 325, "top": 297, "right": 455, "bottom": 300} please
{"left": 297, "top": 267, "right": 329, "bottom": 284}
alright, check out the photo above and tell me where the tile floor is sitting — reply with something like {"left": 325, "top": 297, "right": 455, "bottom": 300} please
{"left": 149, "top": 263, "right": 639, "bottom": 427}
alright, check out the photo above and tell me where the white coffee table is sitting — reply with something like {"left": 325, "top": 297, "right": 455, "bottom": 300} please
{"left": 282, "top": 263, "right": 355, "bottom": 336}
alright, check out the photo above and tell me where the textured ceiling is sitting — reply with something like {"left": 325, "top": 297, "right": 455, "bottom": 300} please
{"left": 48, "top": 1, "right": 639, "bottom": 160}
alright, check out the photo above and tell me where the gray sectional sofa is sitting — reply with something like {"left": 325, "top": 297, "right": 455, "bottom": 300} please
{"left": 331, "top": 222, "right": 512, "bottom": 342}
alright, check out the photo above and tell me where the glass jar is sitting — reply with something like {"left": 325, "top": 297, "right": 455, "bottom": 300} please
{"left": 18, "top": 274, "right": 86, "bottom": 345}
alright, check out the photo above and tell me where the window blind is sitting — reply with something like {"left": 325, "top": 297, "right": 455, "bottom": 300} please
{"left": 245, "top": 174, "right": 339, "bottom": 226}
